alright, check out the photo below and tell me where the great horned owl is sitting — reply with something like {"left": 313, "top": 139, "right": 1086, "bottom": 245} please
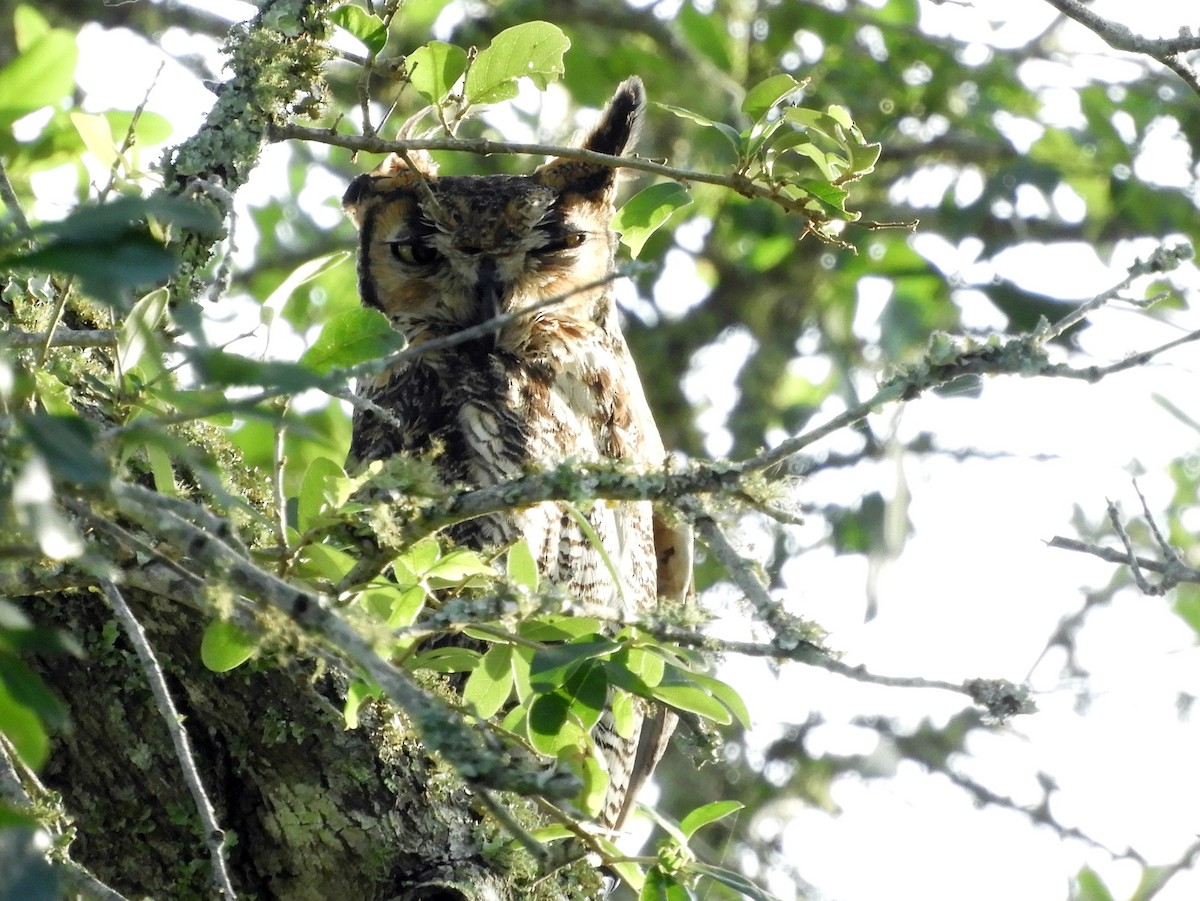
{"left": 342, "top": 77, "right": 691, "bottom": 830}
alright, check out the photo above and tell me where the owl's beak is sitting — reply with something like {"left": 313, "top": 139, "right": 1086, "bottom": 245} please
{"left": 475, "top": 257, "right": 503, "bottom": 346}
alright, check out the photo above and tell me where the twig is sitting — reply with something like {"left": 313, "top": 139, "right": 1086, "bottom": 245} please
{"left": 100, "top": 272, "right": 623, "bottom": 441}
{"left": 1, "top": 329, "right": 120, "bottom": 349}
{"left": 1045, "top": 535, "right": 1176, "bottom": 576}
{"left": 99, "top": 580, "right": 238, "bottom": 900}
{"left": 271, "top": 123, "right": 835, "bottom": 222}
{"left": 1039, "top": 0, "right": 1200, "bottom": 96}
{"left": 0, "top": 158, "right": 34, "bottom": 241}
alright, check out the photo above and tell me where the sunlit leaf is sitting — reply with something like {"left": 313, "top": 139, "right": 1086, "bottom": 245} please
{"left": 0, "top": 675, "right": 48, "bottom": 769}
{"left": 518, "top": 616, "right": 603, "bottom": 642}
{"left": 506, "top": 538, "right": 538, "bottom": 592}
{"left": 70, "top": 111, "right": 118, "bottom": 168}
{"left": 263, "top": 251, "right": 353, "bottom": 332}
{"left": 465, "top": 22, "right": 569, "bottom": 105}
{"left": 690, "top": 862, "right": 782, "bottom": 901}
{"left": 463, "top": 644, "right": 514, "bottom": 718}
{"left": 640, "top": 866, "right": 692, "bottom": 901}
{"left": 407, "top": 41, "right": 468, "bottom": 104}
{"left": 343, "top": 677, "right": 381, "bottom": 729}
{"left": 742, "top": 74, "right": 804, "bottom": 122}
{"left": 656, "top": 102, "right": 741, "bottom": 150}
{"left": 679, "top": 800, "right": 743, "bottom": 839}
{"left": 0, "top": 25, "right": 77, "bottom": 130}
{"left": 296, "top": 455, "right": 349, "bottom": 531}
{"left": 329, "top": 5, "right": 388, "bottom": 55}
{"left": 614, "top": 183, "right": 693, "bottom": 259}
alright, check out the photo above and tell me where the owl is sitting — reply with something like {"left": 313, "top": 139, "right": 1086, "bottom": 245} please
{"left": 341, "top": 77, "right": 691, "bottom": 830}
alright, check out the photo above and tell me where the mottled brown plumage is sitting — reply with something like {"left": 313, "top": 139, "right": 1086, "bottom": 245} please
{"left": 342, "top": 78, "right": 690, "bottom": 830}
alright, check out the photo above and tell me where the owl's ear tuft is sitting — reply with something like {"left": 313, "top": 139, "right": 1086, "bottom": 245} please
{"left": 343, "top": 151, "right": 439, "bottom": 225}
{"left": 582, "top": 76, "right": 645, "bottom": 158}
{"left": 534, "top": 77, "right": 646, "bottom": 202}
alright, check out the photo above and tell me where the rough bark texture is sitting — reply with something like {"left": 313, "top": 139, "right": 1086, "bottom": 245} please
{"left": 31, "top": 587, "right": 534, "bottom": 900}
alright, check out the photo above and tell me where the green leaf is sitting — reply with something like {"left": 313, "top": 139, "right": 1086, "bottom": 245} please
{"left": 0, "top": 195, "right": 221, "bottom": 308}
{"left": 0, "top": 26, "right": 77, "bottom": 130}
{"left": 105, "top": 109, "right": 173, "bottom": 149}
{"left": 1072, "top": 868, "right": 1116, "bottom": 901}
{"left": 685, "top": 671, "right": 752, "bottom": 728}
{"left": 676, "top": 2, "right": 732, "bottom": 71}
{"left": 519, "top": 616, "right": 604, "bottom": 642}
{"left": 742, "top": 74, "right": 803, "bottom": 122}
{"left": 342, "top": 677, "right": 382, "bottom": 729}
{"left": 0, "top": 652, "right": 66, "bottom": 730}
{"left": 463, "top": 644, "right": 515, "bottom": 718}
{"left": 679, "top": 800, "right": 743, "bottom": 839}
{"left": 356, "top": 582, "right": 426, "bottom": 628}
{"left": 299, "top": 306, "right": 402, "bottom": 374}
{"left": 118, "top": 287, "right": 169, "bottom": 373}
{"left": 640, "top": 866, "right": 692, "bottom": 901}
{"left": 199, "top": 621, "right": 257, "bottom": 673}
{"left": 690, "top": 862, "right": 782, "bottom": 901}
{"left": 295, "top": 542, "right": 355, "bottom": 583}
{"left": 3, "top": 236, "right": 178, "bottom": 310}
{"left": 70, "top": 111, "right": 118, "bottom": 168}
{"left": 651, "top": 667, "right": 732, "bottom": 724}
{"left": 0, "top": 675, "right": 48, "bottom": 769}
{"left": 424, "top": 548, "right": 495, "bottom": 583}
{"left": 596, "top": 837, "right": 645, "bottom": 891}
{"left": 506, "top": 538, "right": 539, "bottom": 592}
{"left": 18, "top": 412, "right": 110, "bottom": 486}
{"left": 613, "top": 183, "right": 693, "bottom": 259}
{"left": 464, "top": 22, "right": 570, "bottom": 105}
{"left": 329, "top": 5, "right": 388, "bottom": 55}
{"left": 562, "top": 660, "right": 608, "bottom": 732}
{"left": 296, "top": 456, "right": 349, "bottom": 531}
{"left": 263, "top": 250, "right": 352, "bottom": 325}
{"left": 408, "top": 646, "right": 481, "bottom": 673}
{"left": 407, "top": 41, "right": 468, "bottom": 104}
{"left": 527, "top": 692, "right": 587, "bottom": 755}
{"left": 190, "top": 348, "right": 325, "bottom": 392}
{"left": 529, "top": 635, "right": 621, "bottom": 690}
{"left": 656, "top": 102, "right": 741, "bottom": 150}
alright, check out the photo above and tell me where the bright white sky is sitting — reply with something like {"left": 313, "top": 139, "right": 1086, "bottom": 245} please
{"left": 48, "top": 1, "right": 1200, "bottom": 899}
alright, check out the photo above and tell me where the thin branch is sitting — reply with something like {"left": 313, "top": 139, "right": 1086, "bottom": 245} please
{"left": 1040, "top": 0, "right": 1200, "bottom": 55}
{"left": 100, "top": 272, "right": 623, "bottom": 441}
{"left": 99, "top": 580, "right": 238, "bottom": 900}
{"left": 1045, "top": 535, "right": 1178, "bottom": 576}
{"left": 1039, "top": 0, "right": 1200, "bottom": 96}
{"left": 1, "top": 329, "right": 119, "bottom": 349}
{"left": 271, "top": 122, "right": 824, "bottom": 220}
{"left": 0, "top": 158, "right": 34, "bottom": 242}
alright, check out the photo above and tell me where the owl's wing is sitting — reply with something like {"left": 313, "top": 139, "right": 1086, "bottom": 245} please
{"left": 605, "top": 319, "right": 695, "bottom": 830}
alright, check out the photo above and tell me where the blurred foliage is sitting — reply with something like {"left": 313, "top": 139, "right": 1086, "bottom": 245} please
{"left": 1, "top": 0, "right": 1199, "bottom": 898}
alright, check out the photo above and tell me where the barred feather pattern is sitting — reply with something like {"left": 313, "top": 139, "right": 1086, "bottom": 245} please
{"left": 342, "top": 78, "right": 690, "bottom": 831}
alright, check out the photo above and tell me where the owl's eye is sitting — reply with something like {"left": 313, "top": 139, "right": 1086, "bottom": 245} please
{"left": 540, "top": 229, "right": 587, "bottom": 255}
{"left": 388, "top": 241, "right": 441, "bottom": 267}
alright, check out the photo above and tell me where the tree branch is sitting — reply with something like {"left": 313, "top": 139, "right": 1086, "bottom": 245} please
{"left": 99, "top": 580, "right": 238, "bottom": 900}
{"left": 1040, "top": 0, "right": 1200, "bottom": 95}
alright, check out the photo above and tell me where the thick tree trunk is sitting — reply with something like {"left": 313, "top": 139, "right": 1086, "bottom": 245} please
{"left": 31, "top": 588, "right": 536, "bottom": 900}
